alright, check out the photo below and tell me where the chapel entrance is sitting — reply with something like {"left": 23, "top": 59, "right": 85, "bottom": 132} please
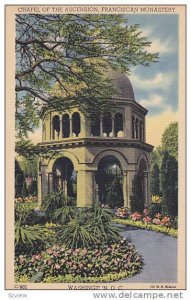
{"left": 96, "top": 156, "right": 124, "bottom": 208}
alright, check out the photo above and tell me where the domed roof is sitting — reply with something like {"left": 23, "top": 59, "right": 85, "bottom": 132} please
{"left": 108, "top": 70, "right": 135, "bottom": 100}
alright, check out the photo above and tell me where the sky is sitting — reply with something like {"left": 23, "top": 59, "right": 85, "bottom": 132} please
{"left": 126, "top": 14, "right": 179, "bottom": 147}
{"left": 28, "top": 14, "right": 179, "bottom": 148}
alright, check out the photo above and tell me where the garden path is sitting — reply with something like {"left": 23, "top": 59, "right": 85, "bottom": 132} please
{"left": 118, "top": 226, "right": 177, "bottom": 283}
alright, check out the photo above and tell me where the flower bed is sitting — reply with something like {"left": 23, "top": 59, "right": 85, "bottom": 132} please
{"left": 15, "top": 195, "right": 38, "bottom": 203}
{"left": 114, "top": 208, "right": 177, "bottom": 237}
{"left": 15, "top": 239, "right": 142, "bottom": 283}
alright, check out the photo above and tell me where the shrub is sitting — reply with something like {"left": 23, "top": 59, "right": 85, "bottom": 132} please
{"left": 51, "top": 206, "right": 76, "bottom": 225}
{"left": 15, "top": 239, "right": 142, "bottom": 282}
{"left": 148, "top": 203, "right": 162, "bottom": 218}
{"left": 42, "top": 190, "right": 73, "bottom": 219}
{"left": 130, "top": 175, "right": 144, "bottom": 213}
{"left": 15, "top": 203, "right": 45, "bottom": 226}
{"left": 15, "top": 223, "right": 51, "bottom": 255}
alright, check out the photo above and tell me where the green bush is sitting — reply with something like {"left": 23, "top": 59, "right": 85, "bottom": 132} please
{"left": 130, "top": 175, "right": 144, "bottom": 213}
{"left": 15, "top": 223, "right": 50, "bottom": 255}
{"left": 15, "top": 203, "right": 46, "bottom": 226}
{"left": 42, "top": 190, "right": 73, "bottom": 219}
{"left": 148, "top": 203, "right": 162, "bottom": 218}
{"left": 15, "top": 239, "right": 142, "bottom": 283}
{"left": 56, "top": 202, "right": 120, "bottom": 249}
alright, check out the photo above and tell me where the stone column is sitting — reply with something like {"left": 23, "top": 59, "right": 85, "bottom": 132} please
{"left": 111, "top": 115, "right": 115, "bottom": 137}
{"left": 48, "top": 172, "right": 54, "bottom": 193}
{"left": 143, "top": 171, "right": 149, "bottom": 207}
{"left": 123, "top": 171, "right": 128, "bottom": 207}
{"left": 127, "top": 170, "right": 136, "bottom": 208}
{"left": 77, "top": 170, "right": 94, "bottom": 207}
{"left": 41, "top": 172, "right": 49, "bottom": 199}
{"left": 59, "top": 115, "right": 63, "bottom": 139}
{"left": 70, "top": 117, "right": 73, "bottom": 137}
{"left": 124, "top": 106, "right": 132, "bottom": 139}
{"left": 100, "top": 116, "right": 103, "bottom": 136}
{"left": 37, "top": 172, "right": 42, "bottom": 206}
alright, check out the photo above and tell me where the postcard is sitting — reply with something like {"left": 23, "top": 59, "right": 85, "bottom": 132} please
{"left": 5, "top": 4, "right": 186, "bottom": 290}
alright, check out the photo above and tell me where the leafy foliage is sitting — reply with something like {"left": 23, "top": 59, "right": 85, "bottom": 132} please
{"left": 161, "top": 122, "right": 178, "bottom": 160}
{"left": 161, "top": 152, "right": 178, "bottom": 217}
{"left": 150, "top": 163, "right": 160, "bottom": 196}
{"left": 15, "top": 14, "right": 158, "bottom": 141}
{"left": 15, "top": 159, "right": 25, "bottom": 197}
{"left": 15, "top": 239, "right": 142, "bottom": 282}
{"left": 130, "top": 174, "right": 144, "bottom": 213}
{"left": 42, "top": 190, "right": 73, "bottom": 219}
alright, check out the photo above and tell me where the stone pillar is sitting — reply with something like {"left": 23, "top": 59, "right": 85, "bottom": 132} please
{"left": 41, "top": 172, "right": 49, "bottom": 199}
{"left": 51, "top": 120, "right": 54, "bottom": 140}
{"left": 38, "top": 172, "right": 42, "bottom": 206}
{"left": 123, "top": 171, "right": 128, "bottom": 207}
{"left": 124, "top": 106, "right": 132, "bottom": 139}
{"left": 48, "top": 172, "right": 54, "bottom": 193}
{"left": 70, "top": 117, "right": 73, "bottom": 137}
{"left": 100, "top": 117, "right": 103, "bottom": 136}
{"left": 111, "top": 115, "right": 115, "bottom": 137}
{"left": 127, "top": 170, "right": 136, "bottom": 208}
{"left": 143, "top": 171, "right": 149, "bottom": 207}
{"left": 77, "top": 170, "right": 94, "bottom": 207}
{"left": 59, "top": 115, "right": 63, "bottom": 139}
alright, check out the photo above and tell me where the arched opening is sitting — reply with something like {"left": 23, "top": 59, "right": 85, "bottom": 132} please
{"left": 96, "top": 156, "right": 124, "bottom": 208}
{"left": 53, "top": 157, "right": 77, "bottom": 204}
{"left": 72, "top": 112, "right": 81, "bottom": 137}
{"left": 62, "top": 114, "right": 70, "bottom": 138}
{"left": 138, "top": 158, "right": 148, "bottom": 206}
{"left": 114, "top": 113, "right": 124, "bottom": 137}
{"left": 103, "top": 112, "right": 112, "bottom": 137}
{"left": 132, "top": 116, "right": 135, "bottom": 139}
{"left": 52, "top": 115, "right": 60, "bottom": 139}
{"left": 90, "top": 113, "right": 100, "bottom": 136}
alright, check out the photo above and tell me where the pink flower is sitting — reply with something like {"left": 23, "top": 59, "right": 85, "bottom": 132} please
{"left": 152, "top": 218, "right": 161, "bottom": 225}
{"left": 55, "top": 264, "right": 61, "bottom": 270}
{"left": 155, "top": 213, "right": 161, "bottom": 219}
{"left": 131, "top": 212, "right": 142, "bottom": 221}
{"left": 143, "top": 209, "right": 148, "bottom": 216}
{"left": 143, "top": 216, "right": 152, "bottom": 223}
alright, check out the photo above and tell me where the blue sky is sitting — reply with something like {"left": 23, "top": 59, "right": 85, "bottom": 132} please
{"left": 125, "top": 14, "right": 178, "bottom": 116}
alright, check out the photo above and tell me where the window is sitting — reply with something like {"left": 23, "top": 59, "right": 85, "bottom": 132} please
{"left": 103, "top": 112, "right": 112, "bottom": 137}
{"left": 52, "top": 115, "right": 60, "bottom": 139}
{"left": 62, "top": 114, "right": 70, "bottom": 138}
{"left": 72, "top": 112, "right": 81, "bottom": 137}
{"left": 114, "top": 113, "right": 123, "bottom": 137}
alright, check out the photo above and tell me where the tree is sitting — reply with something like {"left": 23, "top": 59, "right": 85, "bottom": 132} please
{"left": 15, "top": 14, "right": 158, "bottom": 142}
{"left": 130, "top": 174, "right": 144, "bottom": 213}
{"left": 150, "top": 163, "right": 160, "bottom": 196}
{"left": 161, "top": 122, "right": 178, "bottom": 160}
{"left": 161, "top": 151, "right": 178, "bottom": 217}
{"left": 15, "top": 159, "right": 25, "bottom": 197}
{"left": 22, "top": 180, "right": 28, "bottom": 198}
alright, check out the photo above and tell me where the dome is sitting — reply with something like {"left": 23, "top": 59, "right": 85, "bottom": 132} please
{"left": 107, "top": 70, "right": 135, "bottom": 100}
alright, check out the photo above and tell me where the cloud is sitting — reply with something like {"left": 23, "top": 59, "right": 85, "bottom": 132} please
{"left": 149, "top": 38, "right": 175, "bottom": 54}
{"left": 131, "top": 71, "right": 174, "bottom": 91}
{"left": 139, "top": 94, "right": 164, "bottom": 108}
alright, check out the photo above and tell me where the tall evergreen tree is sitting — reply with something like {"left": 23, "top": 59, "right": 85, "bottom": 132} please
{"left": 130, "top": 174, "right": 144, "bottom": 213}
{"left": 150, "top": 163, "right": 160, "bottom": 195}
{"left": 15, "top": 159, "right": 25, "bottom": 197}
{"left": 161, "top": 151, "right": 178, "bottom": 217}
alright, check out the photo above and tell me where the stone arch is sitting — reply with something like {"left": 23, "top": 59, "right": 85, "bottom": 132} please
{"left": 137, "top": 153, "right": 150, "bottom": 207}
{"left": 137, "top": 153, "right": 149, "bottom": 171}
{"left": 47, "top": 151, "right": 80, "bottom": 172}
{"left": 92, "top": 149, "right": 128, "bottom": 171}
